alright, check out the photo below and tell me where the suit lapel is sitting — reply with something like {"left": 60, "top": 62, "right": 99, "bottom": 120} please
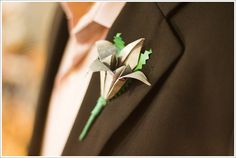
{"left": 28, "top": 6, "right": 69, "bottom": 155}
{"left": 63, "top": 2, "right": 184, "bottom": 155}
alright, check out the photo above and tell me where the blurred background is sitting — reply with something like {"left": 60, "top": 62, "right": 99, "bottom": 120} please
{"left": 2, "top": 2, "right": 58, "bottom": 155}
{"left": 2, "top": 2, "right": 93, "bottom": 156}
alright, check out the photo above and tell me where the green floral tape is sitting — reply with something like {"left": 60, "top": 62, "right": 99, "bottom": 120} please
{"left": 79, "top": 96, "right": 107, "bottom": 141}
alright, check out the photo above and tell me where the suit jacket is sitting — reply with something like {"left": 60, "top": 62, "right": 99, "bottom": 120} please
{"left": 28, "top": 2, "right": 233, "bottom": 156}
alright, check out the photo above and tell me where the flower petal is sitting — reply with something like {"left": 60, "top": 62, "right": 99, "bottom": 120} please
{"left": 106, "top": 78, "right": 126, "bottom": 100}
{"left": 90, "top": 59, "right": 112, "bottom": 72}
{"left": 120, "top": 71, "right": 151, "bottom": 86}
{"left": 119, "top": 38, "right": 144, "bottom": 69}
{"left": 105, "top": 66, "right": 128, "bottom": 100}
{"left": 103, "top": 71, "right": 114, "bottom": 99}
{"left": 100, "top": 71, "right": 106, "bottom": 96}
{"left": 96, "top": 40, "right": 116, "bottom": 60}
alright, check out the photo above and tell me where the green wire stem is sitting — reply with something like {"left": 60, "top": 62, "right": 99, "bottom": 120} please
{"left": 79, "top": 96, "right": 107, "bottom": 141}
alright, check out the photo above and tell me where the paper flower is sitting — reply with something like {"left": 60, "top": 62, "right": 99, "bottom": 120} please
{"left": 79, "top": 33, "right": 152, "bottom": 141}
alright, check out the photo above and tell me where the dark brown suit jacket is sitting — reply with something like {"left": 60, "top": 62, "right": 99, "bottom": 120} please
{"left": 29, "top": 2, "right": 234, "bottom": 156}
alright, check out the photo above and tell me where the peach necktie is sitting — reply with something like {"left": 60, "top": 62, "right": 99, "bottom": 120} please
{"left": 55, "top": 11, "right": 108, "bottom": 86}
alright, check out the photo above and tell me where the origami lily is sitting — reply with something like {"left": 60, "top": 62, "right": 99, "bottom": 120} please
{"left": 79, "top": 34, "right": 152, "bottom": 141}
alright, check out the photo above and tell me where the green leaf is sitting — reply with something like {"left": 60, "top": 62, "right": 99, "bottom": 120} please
{"left": 113, "top": 33, "right": 125, "bottom": 54}
{"left": 134, "top": 49, "right": 152, "bottom": 71}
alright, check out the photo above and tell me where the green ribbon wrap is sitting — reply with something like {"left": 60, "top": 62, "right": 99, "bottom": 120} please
{"left": 79, "top": 96, "right": 107, "bottom": 141}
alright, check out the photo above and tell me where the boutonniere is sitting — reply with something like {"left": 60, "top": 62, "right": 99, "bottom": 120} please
{"left": 79, "top": 33, "right": 152, "bottom": 141}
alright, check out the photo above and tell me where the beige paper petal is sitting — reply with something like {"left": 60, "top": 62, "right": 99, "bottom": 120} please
{"left": 113, "top": 66, "right": 127, "bottom": 81}
{"left": 90, "top": 59, "right": 111, "bottom": 72}
{"left": 121, "top": 71, "right": 151, "bottom": 86}
{"left": 103, "top": 71, "right": 114, "bottom": 99}
{"left": 100, "top": 71, "right": 106, "bottom": 96}
{"left": 106, "top": 78, "right": 126, "bottom": 100}
{"left": 120, "top": 65, "right": 132, "bottom": 76}
{"left": 105, "top": 66, "right": 128, "bottom": 99}
{"left": 119, "top": 38, "right": 144, "bottom": 69}
{"left": 101, "top": 55, "right": 112, "bottom": 66}
{"left": 101, "top": 66, "right": 126, "bottom": 98}
{"left": 96, "top": 40, "right": 116, "bottom": 60}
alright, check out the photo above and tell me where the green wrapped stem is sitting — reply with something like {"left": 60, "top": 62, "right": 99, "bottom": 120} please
{"left": 79, "top": 96, "right": 107, "bottom": 141}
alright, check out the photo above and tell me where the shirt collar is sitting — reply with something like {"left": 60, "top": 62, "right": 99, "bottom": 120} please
{"left": 71, "top": 2, "right": 126, "bottom": 35}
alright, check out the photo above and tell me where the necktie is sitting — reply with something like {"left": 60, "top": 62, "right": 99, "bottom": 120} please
{"left": 55, "top": 20, "right": 108, "bottom": 86}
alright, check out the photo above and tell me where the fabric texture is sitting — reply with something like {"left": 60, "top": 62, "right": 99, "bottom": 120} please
{"left": 28, "top": 2, "right": 234, "bottom": 156}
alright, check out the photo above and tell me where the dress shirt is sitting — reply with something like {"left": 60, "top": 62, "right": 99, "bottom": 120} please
{"left": 41, "top": 2, "right": 125, "bottom": 156}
